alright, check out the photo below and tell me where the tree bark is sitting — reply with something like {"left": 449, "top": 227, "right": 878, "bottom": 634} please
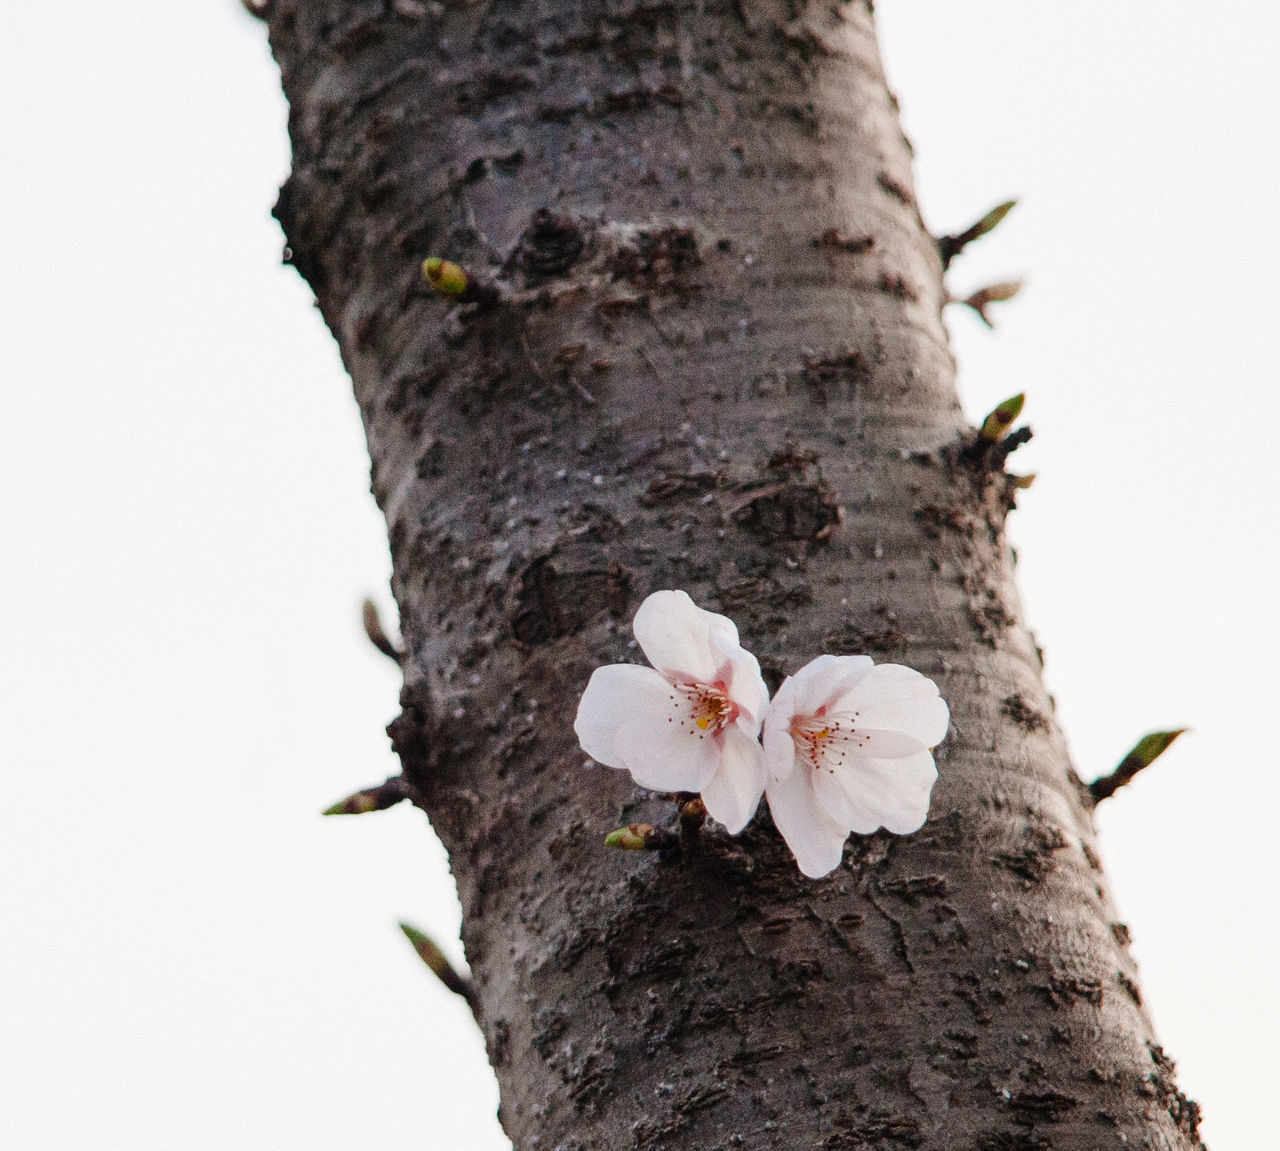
{"left": 263, "top": 2, "right": 1205, "bottom": 1148}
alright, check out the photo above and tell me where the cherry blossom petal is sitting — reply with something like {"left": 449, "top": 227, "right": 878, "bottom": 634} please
{"left": 762, "top": 697, "right": 799, "bottom": 782}
{"left": 699, "top": 725, "right": 767, "bottom": 833}
{"left": 576, "top": 665, "right": 665, "bottom": 763}
{"left": 614, "top": 694, "right": 722, "bottom": 794}
{"left": 834, "top": 663, "right": 950, "bottom": 747}
{"left": 788, "top": 654, "right": 874, "bottom": 716}
{"left": 633, "top": 590, "right": 739, "bottom": 685}
{"left": 765, "top": 767, "right": 849, "bottom": 878}
{"left": 821, "top": 726, "right": 927, "bottom": 761}
{"left": 716, "top": 633, "right": 769, "bottom": 726}
{"left": 575, "top": 664, "right": 719, "bottom": 792}
{"left": 811, "top": 745, "right": 938, "bottom": 836}
{"left": 574, "top": 663, "right": 672, "bottom": 767}
{"left": 874, "top": 749, "right": 938, "bottom": 834}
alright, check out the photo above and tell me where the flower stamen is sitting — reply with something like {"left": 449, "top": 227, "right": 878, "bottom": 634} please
{"left": 674, "top": 682, "right": 734, "bottom": 736}
{"left": 791, "top": 714, "right": 857, "bottom": 773}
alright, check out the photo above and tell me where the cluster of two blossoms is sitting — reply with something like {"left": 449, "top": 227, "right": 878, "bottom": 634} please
{"left": 574, "top": 591, "right": 950, "bottom": 878}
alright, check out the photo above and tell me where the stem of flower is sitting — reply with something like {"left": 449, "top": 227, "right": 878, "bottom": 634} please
{"left": 677, "top": 793, "right": 708, "bottom": 853}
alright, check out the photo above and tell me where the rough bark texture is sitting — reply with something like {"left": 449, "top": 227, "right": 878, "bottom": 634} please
{"left": 264, "top": 2, "right": 1204, "bottom": 1148}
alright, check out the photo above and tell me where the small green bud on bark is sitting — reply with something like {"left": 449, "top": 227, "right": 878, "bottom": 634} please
{"left": 980, "top": 392, "right": 1026, "bottom": 441}
{"left": 422, "top": 256, "right": 469, "bottom": 296}
{"left": 604, "top": 823, "right": 656, "bottom": 850}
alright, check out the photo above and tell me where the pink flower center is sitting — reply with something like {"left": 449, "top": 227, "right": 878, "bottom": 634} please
{"left": 790, "top": 711, "right": 860, "bottom": 773}
{"left": 669, "top": 682, "right": 735, "bottom": 737}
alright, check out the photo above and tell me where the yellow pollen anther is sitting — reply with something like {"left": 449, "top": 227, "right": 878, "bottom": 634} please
{"left": 696, "top": 716, "right": 713, "bottom": 731}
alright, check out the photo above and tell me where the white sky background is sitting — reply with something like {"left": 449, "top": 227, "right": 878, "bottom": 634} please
{"left": 0, "top": 2, "right": 1275, "bottom": 1148}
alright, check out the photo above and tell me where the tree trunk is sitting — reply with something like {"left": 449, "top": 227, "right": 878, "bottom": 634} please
{"left": 263, "top": 2, "right": 1204, "bottom": 1147}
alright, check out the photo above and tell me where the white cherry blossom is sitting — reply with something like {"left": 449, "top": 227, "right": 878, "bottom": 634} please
{"left": 762, "top": 654, "right": 949, "bottom": 878}
{"left": 574, "top": 590, "right": 769, "bottom": 833}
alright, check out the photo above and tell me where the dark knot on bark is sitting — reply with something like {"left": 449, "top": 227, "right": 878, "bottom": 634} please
{"left": 520, "top": 208, "right": 585, "bottom": 279}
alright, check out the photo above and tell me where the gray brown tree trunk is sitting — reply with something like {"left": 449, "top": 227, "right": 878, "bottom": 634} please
{"left": 261, "top": 2, "right": 1205, "bottom": 1147}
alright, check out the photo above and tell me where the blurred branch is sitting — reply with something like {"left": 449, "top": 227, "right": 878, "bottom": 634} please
{"left": 938, "top": 199, "right": 1017, "bottom": 269}
{"left": 399, "top": 922, "right": 478, "bottom": 1015}
{"left": 954, "top": 280, "right": 1024, "bottom": 328}
{"left": 362, "top": 598, "right": 403, "bottom": 664}
{"left": 1090, "top": 729, "right": 1188, "bottom": 803}
{"left": 323, "top": 775, "right": 409, "bottom": 816}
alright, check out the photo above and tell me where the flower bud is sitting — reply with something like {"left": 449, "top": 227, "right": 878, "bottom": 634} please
{"left": 604, "top": 823, "right": 656, "bottom": 850}
{"left": 979, "top": 392, "right": 1026, "bottom": 441}
{"left": 422, "top": 256, "right": 469, "bottom": 296}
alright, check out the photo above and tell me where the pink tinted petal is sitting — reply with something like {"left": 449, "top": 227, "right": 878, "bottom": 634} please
{"left": 699, "top": 726, "right": 766, "bottom": 834}
{"left": 765, "top": 670, "right": 801, "bottom": 722}
{"left": 790, "top": 654, "right": 874, "bottom": 716}
{"left": 834, "top": 664, "right": 949, "bottom": 747}
{"left": 761, "top": 675, "right": 801, "bottom": 782}
{"left": 716, "top": 636, "right": 769, "bottom": 727}
{"left": 633, "top": 590, "right": 736, "bottom": 684}
{"left": 812, "top": 747, "right": 938, "bottom": 835}
{"left": 766, "top": 767, "right": 849, "bottom": 879}
{"left": 574, "top": 664, "right": 671, "bottom": 768}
